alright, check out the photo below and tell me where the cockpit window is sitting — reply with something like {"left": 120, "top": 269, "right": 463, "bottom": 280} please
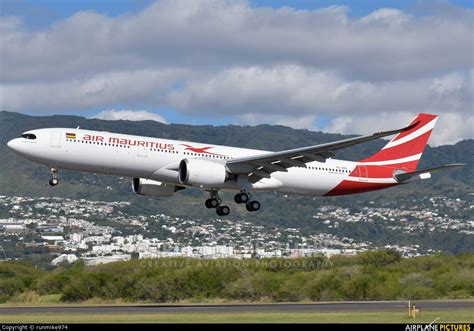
{"left": 21, "top": 133, "right": 37, "bottom": 140}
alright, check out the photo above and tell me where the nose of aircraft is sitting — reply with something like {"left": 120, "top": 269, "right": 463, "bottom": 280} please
{"left": 7, "top": 138, "right": 19, "bottom": 152}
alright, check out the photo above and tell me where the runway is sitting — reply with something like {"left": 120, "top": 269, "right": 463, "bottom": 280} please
{"left": 2, "top": 300, "right": 473, "bottom": 314}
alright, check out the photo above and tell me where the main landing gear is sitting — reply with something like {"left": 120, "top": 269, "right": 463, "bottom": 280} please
{"left": 234, "top": 191, "right": 260, "bottom": 212}
{"left": 205, "top": 191, "right": 230, "bottom": 216}
{"left": 245, "top": 200, "right": 261, "bottom": 212}
{"left": 205, "top": 190, "right": 261, "bottom": 216}
{"left": 48, "top": 167, "right": 59, "bottom": 186}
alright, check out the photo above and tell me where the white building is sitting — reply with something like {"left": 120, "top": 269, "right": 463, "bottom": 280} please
{"left": 51, "top": 254, "right": 78, "bottom": 266}
{"left": 84, "top": 254, "right": 131, "bottom": 266}
{"left": 70, "top": 233, "right": 83, "bottom": 243}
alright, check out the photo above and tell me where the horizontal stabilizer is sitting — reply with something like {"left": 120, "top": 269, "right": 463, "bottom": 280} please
{"left": 394, "top": 163, "right": 466, "bottom": 183}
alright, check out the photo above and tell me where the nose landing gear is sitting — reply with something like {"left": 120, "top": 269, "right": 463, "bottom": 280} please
{"left": 48, "top": 167, "right": 59, "bottom": 186}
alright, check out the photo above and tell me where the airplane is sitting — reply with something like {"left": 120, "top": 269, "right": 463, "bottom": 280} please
{"left": 7, "top": 113, "right": 465, "bottom": 216}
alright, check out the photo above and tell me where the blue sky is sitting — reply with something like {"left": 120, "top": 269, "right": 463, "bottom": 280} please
{"left": 1, "top": 0, "right": 472, "bottom": 145}
{"left": 3, "top": 0, "right": 473, "bottom": 27}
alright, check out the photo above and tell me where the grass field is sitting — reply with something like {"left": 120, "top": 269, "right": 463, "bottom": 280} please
{"left": 0, "top": 309, "right": 473, "bottom": 323}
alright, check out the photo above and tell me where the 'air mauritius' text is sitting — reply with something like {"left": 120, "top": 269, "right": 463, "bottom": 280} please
{"left": 82, "top": 134, "right": 175, "bottom": 150}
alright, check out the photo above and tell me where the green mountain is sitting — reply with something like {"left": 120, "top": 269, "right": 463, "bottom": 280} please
{"left": 0, "top": 111, "right": 473, "bottom": 253}
{"left": 1, "top": 110, "right": 471, "bottom": 200}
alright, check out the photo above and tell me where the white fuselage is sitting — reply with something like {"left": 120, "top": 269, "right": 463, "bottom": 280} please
{"left": 7, "top": 128, "right": 393, "bottom": 196}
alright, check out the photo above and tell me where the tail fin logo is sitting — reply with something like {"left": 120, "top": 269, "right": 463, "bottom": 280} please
{"left": 359, "top": 113, "right": 438, "bottom": 170}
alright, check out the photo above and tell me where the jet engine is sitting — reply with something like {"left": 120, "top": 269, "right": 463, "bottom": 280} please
{"left": 178, "top": 159, "right": 228, "bottom": 187}
{"left": 132, "top": 178, "right": 182, "bottom": 197}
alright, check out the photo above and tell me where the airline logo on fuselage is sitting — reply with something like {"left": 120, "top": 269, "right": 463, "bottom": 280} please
{"left": 181, "top": 144, "right": 224, "bottom": 156}
{"left": 79, "top": 134, "right": 175, "bottom": 150}
{"left": 70, "top": 134, "right": 227, "bottom": 155}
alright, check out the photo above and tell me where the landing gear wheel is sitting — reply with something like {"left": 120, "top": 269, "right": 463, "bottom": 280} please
{"left": 48, "top": 167, "right": 59, "bottom": 187}
{"left": 246, "top": 200, "right": 260, "bottom": 212}
{"left": 49, "top": 178, "right": 59, "bottom": 186}
{"left": 234, "top": 192, "right": 249, "bottom": 204}
{"left": 205, "top": 198, "right": 219, "bottom": 209}
{"left": 216, "top": 205, "right": 230, "bottom": 216}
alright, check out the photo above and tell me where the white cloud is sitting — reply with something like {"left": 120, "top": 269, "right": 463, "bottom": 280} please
{"left": 94, "top": 110, "right": 168, "bottom": 123}
{"left": 1, "top": 69, "right": 187, "bottom": 111}
{"left": 0, "top": 0, "right": 472, "bottom": 145}
{"left": 168, "top": 65, "right": 472, "bottom": 117}
{"left": 360, "top": 8, "right": 409, "bottom": 26}
{"left": 428, "top": 112, "right": 474, "bottom": 146}
{"left": 2, "top": 0, "right": 471, "bottom": 83}
{"left": 324, "top": 111, "right": 474, "bottom": 147}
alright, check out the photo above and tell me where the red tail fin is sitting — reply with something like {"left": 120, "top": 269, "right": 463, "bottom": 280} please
{"left": 359, "top": 113, "right": 438, "bottom": 171}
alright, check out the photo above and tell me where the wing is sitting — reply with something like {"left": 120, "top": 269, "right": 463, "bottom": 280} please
{"left": 226, "top": 121, "right": 419, "bottom": 183}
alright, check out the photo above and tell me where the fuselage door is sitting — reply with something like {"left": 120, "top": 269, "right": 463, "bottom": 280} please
{"left": 50, "top": 131, "right": 61, "bottom": 148}
{"left": 358, "top": 165, "right": 368, "bottom": 181}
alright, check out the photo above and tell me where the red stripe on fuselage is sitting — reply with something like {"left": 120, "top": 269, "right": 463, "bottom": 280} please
{"left": 324, "top": 180, "right": 398, "bottom": 196}
{"left": 350, "top": 165, "right": 389, "bottom": 178}
{"left": 350, "top": 163, "right": 418, "bottom": 179}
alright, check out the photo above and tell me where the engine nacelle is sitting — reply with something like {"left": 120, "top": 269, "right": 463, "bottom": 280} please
{"left": 179, "top": 159, "right": 228, "bottom": 187}
{"left": 132, "top": 178, "right": 180, "bottom": 197}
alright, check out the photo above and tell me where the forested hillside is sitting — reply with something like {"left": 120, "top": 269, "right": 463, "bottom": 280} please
{"left": 0, "top": 111, "right": 471, "bottom": 203}
{"left": 0, "top": 111, "right": 472, "bottom": 253}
